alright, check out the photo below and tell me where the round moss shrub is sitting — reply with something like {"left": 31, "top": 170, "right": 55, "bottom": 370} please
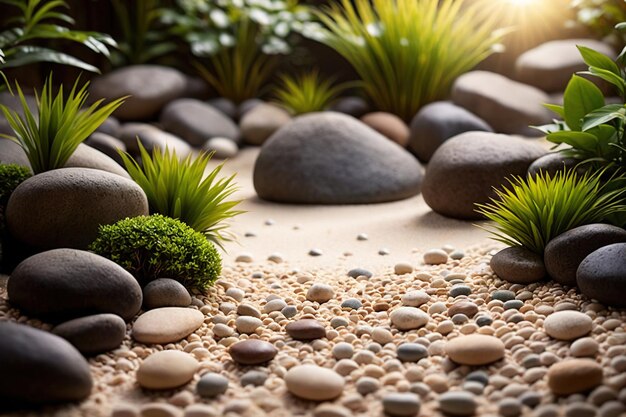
{"left": 0, "top": 164, "right": 31, "bottom": 232}
{"left": 89, "top": 214, "right": 221, "bottom": 290}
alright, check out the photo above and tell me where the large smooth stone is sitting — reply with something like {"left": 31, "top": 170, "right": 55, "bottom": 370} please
{"left": 160, "top": 98, "right": 240, "bottom": 145}
{"left": 451, "top": 71, "right": 552, "bottom": 136}
{"left": 545, "top": 224, "right": 626, "bottom": 287}
{"left": 445, "top": 335, "right": 505, "bottom": 365}
{"left": 422, "top": 132, "right": 545, "bottom": 219}
{"left": 361, "top": 112, "right": 410, "bottom": 147}
{"left": 132, "top": 307, "right": 204, "bottom": 344}
{"left": 53, "top": 314, "right": 127, "bottom": 355}
{"left": 548, "top": 359, "right": 603, "bottom": 395}
{"left": 408, "top": 101, "right": 493, "bottom": 162}
{"left": 65, "top": 143, "right": 130, "bottom": 178}
{"left": 543, "top": 310, "right": 592, "bottom": 341}
{"left": 577, "top": 243, "right": 626, "bottom": 307}
{"left": 119, "top": 123, "right": 192, "bottom": 157}
{"left": 136, "top": 350, "right": 199, "bottom": 390}
{"left": 142, "top": 278, "right": 191, "bottom": 310}
{"left": 6, "top": 167, "right": 148, "bottom": 249}
{"left": 8, "top": 249, "right": 143, "bottom": 321}
{"left": 253, "top": 112, "right": 423, "bottom": 204}
{"left": 240, "top": 103, "right": 291, "bottom": 146}
{"left": 0, "top": 321, "right": 92, "bottom": 404}
{"left": 284, "top": 365, "right": 345, "bottom": 401}
{"left": 490, "top": 247, "right": 546, "bottom": 284}
{"left": 516, "top": 39, "right": 615, "bottom": 93}
{"left": 90, "top": 65, "right": 187, "bottom": 120}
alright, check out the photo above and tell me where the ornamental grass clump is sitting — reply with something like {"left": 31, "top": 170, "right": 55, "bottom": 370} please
{"left": 89, "top": 214, "right": 221, "bottom": 290}
{"left": 475, "top": 170, "right": 626, "bottom": 254}
{"left": 0, "top": 78, "right": 125, "bottom": 174}
{"left": 274, "top": 70, "right": 351, "bottom": 115}
{"left": 119, "top": 142, "right": 243, "bottom": 249}
{"left": 316, "top": 0, "right": 503, "bottom": 121}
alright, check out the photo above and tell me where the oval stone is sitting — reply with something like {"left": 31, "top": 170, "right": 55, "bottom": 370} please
{"left": 543, "top": 311, "right": 592, "bottom": 341}
{"left": 286, "top": 319, "right": 326, "bottom": 341}
{"left": 0, "top": 322, "right": 92, "bottom": 404}
{"left": 285, "top": 365, "right": 345, "bottom": 401}
{"left": 490, "top": 247, "right": 546, "bottom": 284}
{"left": 577, "top": 243, "right": 626, "bottom": 307}
{"left": 229, "top": 339, "right": 277, "bottom": 365}
{"left": 390, "top": 307, "right": 429, "bottom": 330}
{"left": 137, "top": 350, "right": 199, "bottom": 390}
{"left": 446, "top": 335, "right": 505, "bottom": 365}
{"left": 8, "top": 249, "right": 142, "bottom": 321}
{"left": 142, "top": 278, "right": 191, "bottom": 310}
{"left": 132, "top": 307, "right": 204, "bottom": 344}
{"left": 53, "top": 314, "right": 127, "bottom": 355}
{"left": 6, "top": 167, "right": 148, "bottom": 249}
{"left": 548, "top": 359, "right": 603, "bottom": 395}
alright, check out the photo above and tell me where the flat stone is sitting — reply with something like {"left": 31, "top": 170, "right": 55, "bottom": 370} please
{"left": 446, "top": 335, "right": 505, "bottom": 365}
{"left": 143, "top": 278, "right": 191, "bottom": 310}
{"left": 306, "top": 283, "right": 334, "bottom": 303}
{"left": 235, "top": 316, "right": 263, "bottom": 334}
{"left": 439, "top": 391, "right": 478, "bottom": 416}
{"left": 422, "top": 132, "right": 545, "bottom": 219}
{"left": 229, "top": 339, "right": 277, "bottom": 365}
{"left": 253, "top": 112, "right": 423, "bottom": 204}
{"left": 408, "top": 101, "right": 492, "bottom": 162}
{"left": 397, "top": 343, "right": 429, "bottom": 362}
{"left": 448, "top": 301, "right": 478, "bottom": 318}
{"left": 390, "top": 307, "right": 429, "bottom": 331}
{"left": 341, "top": 298, "right": 362, "bottom": 310}
{"left": 286, "top": 319, "right": 326, "bottom": 340}
{"left": 543, "top": 310, "right": 592, "bottom": 341}
{"left": 196, "top": 372, "right": 229, "bottom": 398}
{"left": 548, "top": 359, "right": 603, "bottom": 395}
{"left": 452, "top": 71, "right": 552, "bottom": 136}
{"left": 545, "top": 224, "right": 626, "bottom": 287}
{"left": 240, "top": 103, "right": 291, "bottom": 146}
{"left": 382, "top": 392, "right": 421, "bottom": 416}
{"left": 136, "top": 350, "right": 198, "bottom": 390}
{"left": 492, "top": 290, "right": 516, "bottom": 302}
{"left": 8, "top": 249, "right": 142, "bottom": 321}
{"left": 401, "top": 291, "right": 430, "bottom": 307}
{"left": 284, "top": 365, "right": 345, "bottom": 401}
{"left": 577, "top": 243, "right": 626, "bottom": 307}
{"left": 161, "top": 98, "right": 240, "bottom": 145}
{"left": 424, "top": 249, "right": 448, "bottom": 265}
{"left": 0, "top": 322, "right": 92, "bottom": 404}
{"left": 490, "top": 247, "right": 546, "bottom": 284}
{"left": 240, "top": 370, "right": 268, "bottom": 387}
{"left": 361, "top": 112, "right": 410, "bottom": 146}
{"left": 90, "top": 65, "right": 187, "bottom": 120}
{"left": 348, "top": 268, "right": 372, "bottom": 278}
{"left": 132, "top": 307, "right": 204, "bottom": 344}
{"left": 53, "top": 314, "right": 126, "bottom": 355}
{"left": 6, "top": 168, "right": 148, "bottom": 249}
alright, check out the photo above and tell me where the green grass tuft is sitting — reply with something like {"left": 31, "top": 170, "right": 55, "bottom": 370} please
{"left": 274, "top": 70, "right": 351, "bottom": 115}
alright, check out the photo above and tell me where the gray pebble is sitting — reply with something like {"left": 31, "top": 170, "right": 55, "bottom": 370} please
{"left": 499, "top": 398, "right": 522, "bottom": 417}
{"left": 521, "top": 354, "right": 542, "bottom": 369}
{"left": 308, "top": 248, "right": 323, "bottom": 256}
{"left": 449, "top": 285, "right": 471, "bottom": 297}
{"left": 598, "top": 401, "right": 626, "bottom": 417}
{"left": 341, "top": 298, "right": 362, "bottom": 310}
{"left": 439, "top": 391, "right": 477, "bottom": 416}
{"left": 519, "top": 391, "right": 542, "bottom": 408}
{"left": 503, "top": 300, "right": 524, "bottom": 310}
{"left": 397, "top": 343, "right": 428, "bottom": 362}
{"left": 332, "top": 342, "right": 354, "bottom": 360}
{"left": 492, "top": 290, "right": 516, "bottom": 302}
{"left": 356, "top": 376, "right": 379, "bottom": 395}
{"left": 533, "top": 404, "right": 560, "bottom": 417}
{"left": 382, "top": 392, "right": 421, "bottom": 417}
{"left": 347, "top": 268, "right": 372, "bottom": 278}
{"left": 244, "top": 232, "right": 256, "bottom": 237}
{"left": 240, "top": 370, "right": 267, "bottom": 387}
{"left": 330, "top": 317, "right": 350, "bottom": 328}
{"left": 451, "top": 314, "right": 469, "bottom": 325}
{"left": 462, "top": 381, "right": 485, "bottom": 395}
{"left": 450, "top": 250, "right": 465, "bottom": 260}
{"left": 197, "top": 373, "right": 229, "bottom": 398}
{"left": 142, "top": 278, "right": 191, "bottom": 310}
{"left": 357, "top": 233, "right": 368, "bottom": 241}
{"left": 378, "top": 248, "right": 390, "bottom": 255}
{"left": 466, "top": 371, "right": 489, "bottom": 386}
{"left": 281, "top": 306, "right": 298, "bottom": 319}
{"left": 564, "top": 402, "right": 596, "bottom": 417}
{"left": 476, "top": 316, "right": 493, "bottom": 327}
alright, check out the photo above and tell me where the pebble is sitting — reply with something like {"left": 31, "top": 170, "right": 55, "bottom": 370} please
{"left": 235, "top": 316, "right": 263, "bottom": 334}
{"left": 356, "top": 376, "right": 379, "bottom": 395}
{"left": 263, "top": 299, "right": 287, "bottom": 313}
{"left": 394, "top": 262, "right": 414, "bottom": 275}
{"left": 306, "top": 283, "right": 334, "bottom": 303}
{"left": 548, "top": 359, "right": 603, "bottom": 395}
{"left": 448, "top": 301, "right": 479, "bottom": 318}
{"left": 503, "top": 300, "right": 524, "bottom": 310}
{"left": 132, "top": 308, "right": 204, "bottom": 344}
{"left": 314, "top": 403, "right": 353, "bottom": 417}
{"left": 378, "top": 248, "right": 390, "bottom": 255}
{"left": 240, "top": 370, "right": 268, "bottom": 387}
{"left": 333, "top": 342, "right": 354, "bottom": 359}
{"left": 491, "top": 290, "right": 515, "bottom": 302}
{"left": 281, "top": 305, "right": 298, "bottom": 318}
{"left": 267, "top": 253, "right": 284, "bottom": 263}
{"left": 286, "top": 319, "right": 326, "bottom": 340}
{"left": 450, "top": 285, "right": 471, "bottom": 297}
{"left": 235, "top": 253, "right": 254, "bottom": 263}
{"left": 357, "top": 233, "right": 368, "bottom": 241}
{"left": 390, "top": 307, "right": 429, "bottom": 330}
{"left": 284, "top": 365, "right": 345, "bottom": 401}
{"left": 450, "top": 250, "right": 465, "bottom": 260}
{"left": 196, "top": 373, "right": 229, "bottom": 398}
{"left": 382, "top": 392, "right": 421, "bottom": 417}
{"left": 140, "top": 403, "right": 182, "bottom": 417}
{"left": 212, "top": 323, "right": 234, "bottom": 338}
{"left": 237, "top": 303, "right": 262, "bottom": 318}
{"left": 424, "top": 249, "right": 448, "bottom": 265}
{"left": 570, "top": 337, "right": 599, "bottom": 357}
{"left": 445, "top": 334, "right": 505, "bottom": 365}
{"left": 499, "top": 398, "right": 523, "bottom": 417}
{"left": 397, "top": 343, "right": 428, "bottom": 362}
{"left": 229, "top": 340, "right": 278, "bottom": 365}
{"left": 544, "top": 311, "right": 592, "bottom": 341}
{"left": 371, "top": 327, "right": 393, "bottom": 344}
{"left": 341, "top": 298, "right": 362, "bottom": 310}
{"left": 142, "top": 278, "right": 191, "bottom": 310}
{"left": 401, "top": 291, "right": 431, "bottom": 307}
{"left": 331, "top": 317, "right": 350, "bottom": 328}
{"left": 347, "top": 268, "right": 373, "bottom": 278}
{"left": 225, "top": 287, "right": 244, "bottom": 302}
{"left": 438, "top": 391, "right": 478, "bottom": 416}
{"left": 309, "top": 249, "right": 323, "bottom": 256}
{"left": 136, "top": 351, "right": 199, "bottom": 390}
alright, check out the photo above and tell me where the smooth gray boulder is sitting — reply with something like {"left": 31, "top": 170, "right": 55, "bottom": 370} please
{"left": 577, "top": 243, "right": 626, "bottom": 307}
{"left": 253, "top": 112, "right": 423, "bottom": 204}
{"left": 53, "top": 314, "right": 127, "bottom": 355}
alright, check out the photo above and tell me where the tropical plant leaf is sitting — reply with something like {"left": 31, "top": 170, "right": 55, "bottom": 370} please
{"left": 563, "top": 75, "right": 605, "bottom": 131}
{"left": 582, "top": 104, "right": 626, "bottom": 131}
{"left": 1, "top": 45, "right": 100, "bottom": 72}
{"left": 577, "top": 45, "right": 620, "bottom": 75}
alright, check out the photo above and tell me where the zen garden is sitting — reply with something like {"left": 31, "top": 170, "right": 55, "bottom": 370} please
{"left": 1, "top": 0, "right": 626, "bottom": 416}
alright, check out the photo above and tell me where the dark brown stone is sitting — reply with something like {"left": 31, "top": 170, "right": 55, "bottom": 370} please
{"left": 286, "top": 319, "right": 326, "bottom": 341}
{"left": 448, "top": 301, "right": 479, "bottom": 318}
{"left": 229, "top": 340, "right": 277, "bottom": 365}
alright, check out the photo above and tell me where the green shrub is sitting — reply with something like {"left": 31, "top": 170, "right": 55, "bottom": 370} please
{"left": 475, "top": 170, "right": 626, "bottom": 254}
{"left": 0, "top": 77, "right": 125, "bottom": 174}
{"left": 0, "top": 163, "right": 31, "bottom": 232}
{"left": 119, "top": 142, "right": 243, "bottom": 249}
{"left": 315, "top": 0, "right": 503, "bottom": 121}
{"left": 0, "top": 0, "right": 116, "bottom": 75}
{"left": 89, "top": 214, "right": 221, "bottom": 290}
{"left": 274, "top": 70, "right": 351, "bottom": 115}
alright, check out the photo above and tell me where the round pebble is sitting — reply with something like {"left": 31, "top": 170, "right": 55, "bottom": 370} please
{"left": 544, "top": 311, "right": 592, "bottom": 341}
{"left": 401, "top": 291, "right": 430, "bottom": 307}
{"left": 438, "top": 391, "right": 477, "bottom": 416}
{"left": 284, "top": 365, "right": 345, "bottom": 401}
{"left": 382, "top": 392, "right": 421, "bottom": 417}
{"left": 229, "top": 340, "right": 277, "bottom": 365}
{"left": 306, "top": 283, "right": 334, "bottom": 303}
{"left": 445, "top": 335, "right": 505, "bottom": 365}
{"left": 397, "top": 343, "right": 428, "bottom": 362}
{"left": 196, "top": 373, "right": 229, "bottom": 398}
{"left": 390, "top": 307, "right": 429, "bottom": 331}
{"left": 424, "top": 249, "right": 448, "bottom": 265}
{"left": 395, "top": 263, "right": 414, "bottom": 274}
{"left": 235, "top": 316, "right": 263, "bottom": 334}
{"left": 142, "top": 278, "right": 191, "bottom": 310}
{"left": 548, "top": 359, "right": 603, "bottom": 395}
{"left": 240, "top": 370, "right": 268, "bottom": 387}
{"left": 286, "top": 319, "right": 326, "bottom": 341}
{"left": 137, "top": 351, "right": 199, "bottom": 390}
{"left": 341, "top": 298, "right": 362, "bottom": 310}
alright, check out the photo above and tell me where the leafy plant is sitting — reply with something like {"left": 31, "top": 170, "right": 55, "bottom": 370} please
{"left": 537, "top": 44, "right": 626, "bottom": 172}
{"left": 89, "top": 214, "right": 221, "bottom": 290}
{"left": 119, "top": 141, "right": 243, "bottom": 248}
{"left": 164, "top": 0, "right": 321, "bottom": 103}
{"left": 274, "top": 70, "right": 351, "bottom": 115}
{"left": 0, "top": 0, "right": 116, "bottom": 74}
{"left": 315, "top": 0, "right": 503, "bottom": 121}
{"left": 110, "top": 0, "right": 177, "bottom": 66}
{"left": 570, "top": 0, "right": 626, "bottom": 48}
{"left": 0, "top": 77, "right": 125, "bottom": 174}
{"left": 476, "top": 170, "right": 626, "bottom": 254}
{"left": 0, "top": 163, "right": 31, "bottom": 232}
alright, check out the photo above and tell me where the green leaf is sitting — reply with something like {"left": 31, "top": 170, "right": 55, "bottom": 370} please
{"left": 544, "top": 103, "right": 565, "bottom": 118}
{"left": 577, "top": 45, "right": 620, "bottom": 76}
{"left": 563, "top": 75, "right": 605, "bottom": 131}
{"left": 546, "top": 131, "right": 599, "bottom": 152}
{"left": 582, "top": 104, "right": 626, "bottom": 131}
{"left": 581, "top": 68, "right": 626, "bottom": 96}
{"left": 0, "top": 45, "right": 100, "bottom": 72}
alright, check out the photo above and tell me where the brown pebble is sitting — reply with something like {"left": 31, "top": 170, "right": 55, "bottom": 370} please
{"left": 286, "top": 319, "right": 326, "bottom": 341}
{"left": 448, "top": 301, "right": 479, "bottom": 318}
{"left": 548, "top": 359, "right": 603, "bottom": 395}
{"left": 229, "top": 339, "right": 278, "bottom": 365}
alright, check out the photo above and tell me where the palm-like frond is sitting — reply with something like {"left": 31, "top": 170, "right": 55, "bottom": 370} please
{"left": 119, "top": 142, "right": 244, "bottom": 248}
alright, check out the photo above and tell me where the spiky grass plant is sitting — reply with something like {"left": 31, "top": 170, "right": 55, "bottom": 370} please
{"left": 316, "top": 0, "right": 503, "bottom": 121}
{"left": 274, "top": 70, "right": 351, "bottom": 115}
{"left": 0, "top": 78, "right": 125, "bottom": 174}
{"left": 475, "top": 170, "right": 626, "bottom": 254}
{"left": 119, "top": 142, "right": 243, "bottom": 248}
